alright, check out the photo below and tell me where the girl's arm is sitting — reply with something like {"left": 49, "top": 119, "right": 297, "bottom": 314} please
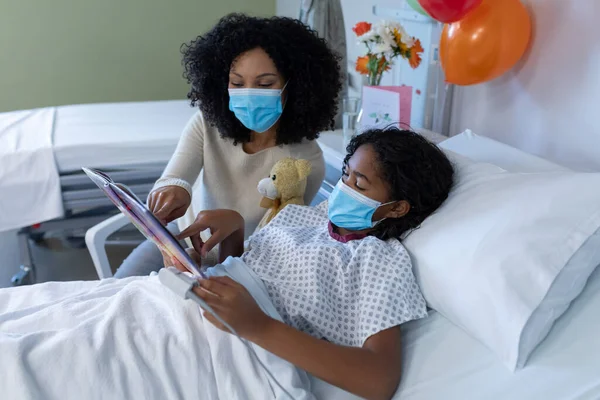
{"left": 252, "top": 318, "right": 401, "bottom": 400}
{"left": 196, "top": 277, "right": 402, "bottom": 400}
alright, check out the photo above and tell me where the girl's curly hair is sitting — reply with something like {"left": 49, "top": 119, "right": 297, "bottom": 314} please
{"left": 344, "top": 127, "right": 455, "bottom": 241}
{"left": 181, "top": 13, "right": 342, "bottom": 145}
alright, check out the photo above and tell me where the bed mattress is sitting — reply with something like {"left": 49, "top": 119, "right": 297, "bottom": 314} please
{"left": 52, "top": 100, "right": 197, "bottom": 172}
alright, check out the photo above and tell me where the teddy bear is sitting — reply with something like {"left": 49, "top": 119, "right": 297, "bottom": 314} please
{"left": 255, "top": 157, "right": 312, "bottom": 231}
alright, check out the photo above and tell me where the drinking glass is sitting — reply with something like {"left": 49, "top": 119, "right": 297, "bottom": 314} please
{"left": 342, "top": 97, "right": 360, "bottom": 149}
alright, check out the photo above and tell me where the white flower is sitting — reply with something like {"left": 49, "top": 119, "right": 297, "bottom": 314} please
{"left": 401, "top": 35, "right": 415, "bottom": 48}
{"left": 357, "top": 29, "right": 377, "bottom": 44}
{"left": 375, "top": 21, "right": 390, "bottom": 37}
{"left": 373, "top": 42, "right": 393, "bottom": 55}
{"left": 383, "top": 20, "right": 416, "bottom": 48}
{"left": 374, "top": 23, "right": 396, "bottom": 54}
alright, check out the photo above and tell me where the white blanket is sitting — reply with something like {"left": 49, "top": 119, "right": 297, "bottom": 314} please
{"left": 0, "top": 107, "right": 63, "bottom": 232}
{"left": 0, "top": 258, "right": 314, "bottom": 400}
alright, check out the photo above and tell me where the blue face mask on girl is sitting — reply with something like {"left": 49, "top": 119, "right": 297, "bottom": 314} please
{"left": 328, "top": 179, "right": 394, "bottom": 230}
{"left": 228, "top": 82, "right": 288, "bottom": 133}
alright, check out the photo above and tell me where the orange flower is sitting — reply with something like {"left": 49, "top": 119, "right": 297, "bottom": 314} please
{"left": 413, "top": 38, "right": 424, "bottom": 54}
{"left": 356, "top": 55, "right": 391, "bottom": 76}
{"left": 378, "top": 56, "right": 392, "bottom": 73}
{"left": 352, "top": 22, "right": 372, "bottom": 37}
{"left": 355, "top": 56, "right": 370, "bottom": 75}
{"left": 409, "top": 39, "right": 424, "bottom": 69}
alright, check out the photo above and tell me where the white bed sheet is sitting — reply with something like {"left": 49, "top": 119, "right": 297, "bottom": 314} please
{"left": 0, "top": 108, "right": 63, "bottom": 232}
{"left": 0, "top": 100, "right": 197, "bottom": 231}
{"left": 0, "top": 258, "right": 314, "bottom": 400}
{"left": 53, "top": 100, "right": 197, "bottom": 172}
{"left": 311, "top": 259, "right": 600, "bottom": 400}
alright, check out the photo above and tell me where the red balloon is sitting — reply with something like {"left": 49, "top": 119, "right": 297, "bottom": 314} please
{"left": 418, "top": 0, "right": 482, "bottom": 23}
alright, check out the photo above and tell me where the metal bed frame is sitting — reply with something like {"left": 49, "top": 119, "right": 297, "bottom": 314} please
{"left": 11, "top": 162, "right": 166, "bottom": 285}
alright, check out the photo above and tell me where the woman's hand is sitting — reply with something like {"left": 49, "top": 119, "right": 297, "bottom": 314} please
{"left": 177, "top": 209, "right": 245, "bottom": 259}
{"left": 193, "top": 276, "right": 271, "bottom": 340}
{"left": 148, "top": 186, "right": 191, "bottom": 225}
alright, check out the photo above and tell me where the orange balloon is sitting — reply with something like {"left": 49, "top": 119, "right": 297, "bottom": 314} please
{"left": 440, "top": 0, "right": 531, "bottom": 85}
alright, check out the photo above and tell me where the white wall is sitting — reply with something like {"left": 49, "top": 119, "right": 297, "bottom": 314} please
{"left": 281, "top": 1, "right": 600, "bottom": 171}
{"left": 450, "top": 0, "right": 600, "bottom": 171}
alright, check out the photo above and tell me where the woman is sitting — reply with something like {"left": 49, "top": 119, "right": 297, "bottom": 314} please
{"left": 0, "top": 128, "right": 454, "bottom": 400}
{"left": 115, "top": 13, "right": 342, "bottom": 277}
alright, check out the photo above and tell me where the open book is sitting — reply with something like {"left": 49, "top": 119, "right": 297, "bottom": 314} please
{"left": 83, "top": 167, "right": 204, "bottom": 278}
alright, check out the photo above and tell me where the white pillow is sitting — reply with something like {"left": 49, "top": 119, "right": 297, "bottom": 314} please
{"left": 439, "top": 129, "right": 567, "bottom": 173}
{"left": 404, "top": 151, "right": 600, "bottom": 371}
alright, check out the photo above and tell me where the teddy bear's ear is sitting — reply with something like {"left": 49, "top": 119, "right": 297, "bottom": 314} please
{"left": 294, "top": 159, "right": 312, "bottom": 179}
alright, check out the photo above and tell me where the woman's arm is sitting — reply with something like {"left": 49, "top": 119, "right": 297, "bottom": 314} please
{"left": 147, "top": 112, "right": 207, "bottom": 223}
{"left": 217, "top": 225, "right": 244, "bottom": 262}
{"left": 153, "top": 112, "right": 206, "bottom": 195}
{"left": 196, "top": 277, "right": 402, "bottom": 400}
{"left": 177, "top": 209, "right": 245, "bottom": 261}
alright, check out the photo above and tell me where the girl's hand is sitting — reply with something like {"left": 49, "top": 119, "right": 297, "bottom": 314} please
{"left": 193, "top": 276, "right": 271, "bottom": 340}
{"left": 148, "top": 186, "right": 191, "bottom": 225}
{"left": 177, "top": 210, "right": 245, "bottom": 258}
{"left": 160, "top": 247, "right": 201, "bottom": 272}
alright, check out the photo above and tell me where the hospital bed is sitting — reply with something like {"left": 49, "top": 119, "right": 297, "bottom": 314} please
{"left": 3, "top": 123, "right": 600, "bottom": 399}
{"left": 5, "top": 128, "right": 598, "bottom": 400}
{"left": 0, "top": 100, "right": 197, "bottom": 285}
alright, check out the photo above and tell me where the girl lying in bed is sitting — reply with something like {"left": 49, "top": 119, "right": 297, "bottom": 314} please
{"left": 167, "top": 126, "right": 454, "bottom": 399}
{"left": 0, "top": 127, "right": 453, "bottom": 400}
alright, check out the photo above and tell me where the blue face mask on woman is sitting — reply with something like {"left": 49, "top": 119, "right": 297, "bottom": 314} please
{"left": 228, "top": 82, "right": 287, "bottom": 133}
{"left": 328, "top": 179, "right": 394, "bottom": 230}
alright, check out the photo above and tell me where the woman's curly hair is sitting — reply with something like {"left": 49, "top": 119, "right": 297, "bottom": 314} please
{"left": 344, "top": 127, "right": 455, "bottom": 241}
{"left": 181, "top": 13, "right": 342, "bottom": 145}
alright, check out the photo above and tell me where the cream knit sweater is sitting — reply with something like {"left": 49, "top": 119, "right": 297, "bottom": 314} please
{"left": 152, "top": 112, "right": 325, "bottom": 238}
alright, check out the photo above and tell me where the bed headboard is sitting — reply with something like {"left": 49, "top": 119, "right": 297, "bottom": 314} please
{"left": 448, "top": 0, "right": 600, "bottom": 172}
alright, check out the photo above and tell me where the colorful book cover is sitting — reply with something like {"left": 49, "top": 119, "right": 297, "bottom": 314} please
{"left": 83, "top": 167, "right": 204, "bottom": 278}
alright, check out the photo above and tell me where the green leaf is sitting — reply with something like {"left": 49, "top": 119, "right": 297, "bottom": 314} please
{"left": 369, "top": 113, "right": 377, "bottom": 118}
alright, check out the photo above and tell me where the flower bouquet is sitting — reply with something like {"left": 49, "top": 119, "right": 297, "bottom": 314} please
{"left": 353, "top": 20, "right": 424, "bottom": 86}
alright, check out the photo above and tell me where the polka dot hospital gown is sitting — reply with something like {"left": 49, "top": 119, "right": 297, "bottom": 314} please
{"left": 243, "top": 202, "right": 427, "bottom": 346}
